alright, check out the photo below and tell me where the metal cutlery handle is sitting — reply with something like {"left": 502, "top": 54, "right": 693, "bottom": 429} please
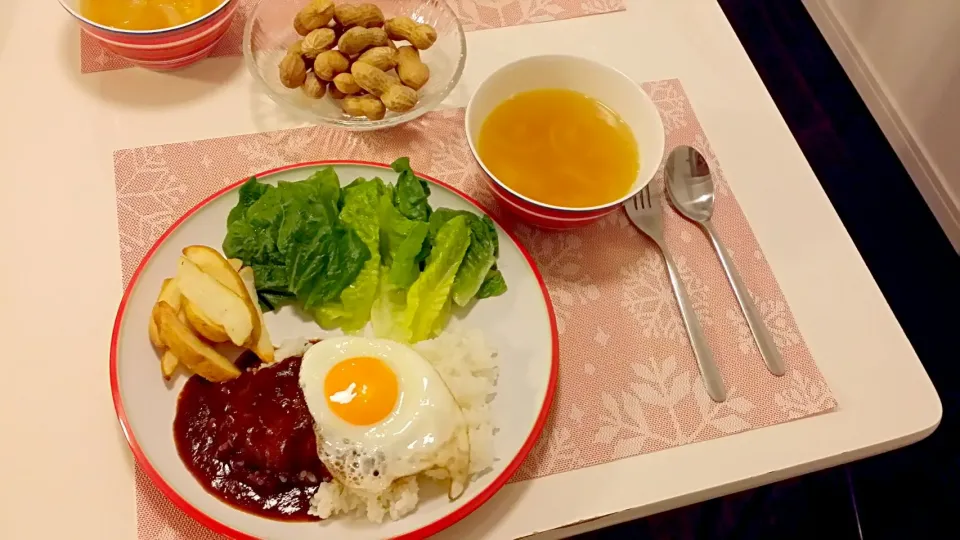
{"left": 661, "top": 249, "right": 727, "bottom": 402}
{"left": 703, "top": 222, "right": 786, "bottom": 376}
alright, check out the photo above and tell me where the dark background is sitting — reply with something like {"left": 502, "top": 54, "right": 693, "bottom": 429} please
{"left": 577, "top": 1, "right": 960, "bottom": 538}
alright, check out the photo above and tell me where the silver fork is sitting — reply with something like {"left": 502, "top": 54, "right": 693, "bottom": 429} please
{"left": 625, "top": 186, "right": 727, "bottom": 402}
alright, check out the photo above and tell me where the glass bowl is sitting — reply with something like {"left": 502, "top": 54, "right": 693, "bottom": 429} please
{"left": 243, "top": 0, "right": 466, "bottom": 131}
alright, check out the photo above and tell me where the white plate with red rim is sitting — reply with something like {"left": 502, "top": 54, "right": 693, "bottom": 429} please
{"left": 110, "top": 161, "right": 558, "bottom": 539}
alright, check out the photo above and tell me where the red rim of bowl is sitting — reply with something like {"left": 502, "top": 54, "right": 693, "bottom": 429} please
{"left": 463, "top": 54, "right": 665, "bottom": 214}
{"left": 58, "top": 0, "right": 233, "bottom": 35}
{"left": 109, "top": 160, "right": 560, "bottom": 540}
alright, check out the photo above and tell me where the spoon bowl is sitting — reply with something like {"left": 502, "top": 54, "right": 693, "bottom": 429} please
{"left": 665, "top": 146, "right": 716, "bottom": 223}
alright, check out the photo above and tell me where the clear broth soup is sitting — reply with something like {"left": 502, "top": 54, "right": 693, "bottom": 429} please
{"left": 477, "top": 89, "right": 639, "bottom": 208}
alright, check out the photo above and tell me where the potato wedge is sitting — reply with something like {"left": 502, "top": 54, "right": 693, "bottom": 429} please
{"left": 239, "top": 266, "right": 275, "bottom": 363}
{"left": 182, "top": 296, "right": 231, "bottom": 343}
{"left": 149, "top": 278, "right": 181, "bottom": 349}
{"left": 182, "top": 246, "right": 261, "bottom": 347}
{"left": 177, "top": 256, "right": 255, "bottom": 347}
{"left": 227, "top": 258, "right": 243, "bottom": 271}
{"left": 154, "top": 302, "right": 240, "bottom": 382}
{"left": 148, "top": 315, "right": 163, "bottom": 349}
{"left": 183, "top": 246, "right": 246, "bottom": 295}
{"left": 160, "top": 350, "right": 180, "bottom": 380}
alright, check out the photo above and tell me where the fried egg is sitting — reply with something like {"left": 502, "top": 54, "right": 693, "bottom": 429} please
{"left": 299, "top": 337, "right": 470, "bottom": 498}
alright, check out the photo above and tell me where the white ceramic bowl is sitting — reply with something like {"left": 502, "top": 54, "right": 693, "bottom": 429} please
{"left": 465, "top": 55, "right": 665, "bottom": 228}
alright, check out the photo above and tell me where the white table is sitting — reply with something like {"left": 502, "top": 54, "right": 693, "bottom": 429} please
{"left": 0, "top": 1, "right": 941, "bottom": 538}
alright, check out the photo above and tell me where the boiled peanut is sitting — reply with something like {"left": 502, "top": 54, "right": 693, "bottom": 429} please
{"left": 337, "top": 26, "right": 390, "bottom": 56}
{"left": 287, "top": 39, "right": 304, "bottom": 57}
{"left": 355, "top": 47, "right": 398, "bottom": 71}
{"left": 349, "top": 62, "right": 394, "bottom": 96}
{"left": 381, "top": 85, "right": 417, "bottom": 112}
{"left": 333, "top": 73, "right": 362, "bottom": 95}
{"left": 313, "top": 50, "right": 350, "bottom": 81}
{"left": 384, "top": 16, "right": 437, "bottom": 50}
{"left": 301, "top": 28, "right": 337, "bottom": 58}
{"left": 351, "top": 62, "right": 417, "bottom": 112}
{"left": 296, "top": 0, "right": 335, "bottom": 34}
{"left": 294, "top": 16, "right": 309, "bottom": 36}
{"left": 328, "top": 85, "right": 347, "bottom": 100}
{"left": 334, "top": 3, "right": 385, "bottom": 29}
{"left": 302, "top": 72, "right": 327, "bottom": 98}
{"left": 383, "top": 69, "right": 400, "bottom": 84}
{"left": 279, "top": 52, "right": 307, "bottom": 89}
{"left": 342, "top": 94, "right": 386, "bottom": 120}
{"left": 395, "top": 46, "right": 429, "bottom": 90}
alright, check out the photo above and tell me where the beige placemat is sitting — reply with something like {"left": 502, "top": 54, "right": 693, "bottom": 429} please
{"left": 115, "top": 79, "right": 836, "bottom": 538}
{"left": 81, "top": 0, "right": 626, "bottom": 73}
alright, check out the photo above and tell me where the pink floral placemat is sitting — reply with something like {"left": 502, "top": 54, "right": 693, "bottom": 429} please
{"left": 114, "top": 79, "right": 836, "bottom": 538}
{"left": 80, "top": 0, "right": 626, "bottom": 73}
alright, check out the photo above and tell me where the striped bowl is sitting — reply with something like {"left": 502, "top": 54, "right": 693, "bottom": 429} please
{"left": 465, "top": 55, "right": 665, "bottom": 229}
{"left": 58, "top": 0, "right": 239, "bottom": 70}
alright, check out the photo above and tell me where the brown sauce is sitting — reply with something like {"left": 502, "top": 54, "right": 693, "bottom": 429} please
{"left": 173, "top": 354, "right": 330, "bottom": 521}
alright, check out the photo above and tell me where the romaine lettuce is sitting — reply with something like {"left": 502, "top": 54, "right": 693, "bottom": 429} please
{"left": 400, "top": 215, "right": 472, "bottom": 342}
{"left": 379, "top": 192, "right": 430, "bottom": 289}
{"left": 476, "top": 268, "right": 508, "bottom": 299}
{"left": 316, "top": 178, "right": 385, "bottom": 330}
{"left": 452, "top": 215, "right": 499, "bottom": 306}
{"left": 222, "top": 160, "right": 507, "bottom": 337}
{"left": 391, "top": 157, "right": 431, "bottom": 222}
{"left": 224, "top": 169, "right": 369, "bottom": 313}
{"left": 427, "top": 209, "right": 500, "bottom": 306}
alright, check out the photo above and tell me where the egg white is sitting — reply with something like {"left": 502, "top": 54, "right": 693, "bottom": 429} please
{"left": 299, "top": 336, "right": 470, "bottom": 496}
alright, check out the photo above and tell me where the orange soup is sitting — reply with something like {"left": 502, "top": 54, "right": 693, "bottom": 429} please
{"left": 477, "top": 89, "right": 639, "bottom": 208}
{"left": 80, "top": 0, "right": 222, "bottom": 31}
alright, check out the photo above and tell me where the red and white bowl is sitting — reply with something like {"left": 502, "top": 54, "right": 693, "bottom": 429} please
{"left": 58, "top": 0, "right": 239, "bottom": 70}
{"left": 465, "top": 55, "right": 665, "bottom": 229}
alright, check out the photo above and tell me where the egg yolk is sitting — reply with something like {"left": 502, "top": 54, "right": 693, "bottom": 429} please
{"left": 324, "top": 357, "right": 399, "bottom": 426}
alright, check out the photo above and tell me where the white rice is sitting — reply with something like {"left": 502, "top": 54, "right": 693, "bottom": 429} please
{"left": 309, "top": 322, "right": 498, "bottom": 523}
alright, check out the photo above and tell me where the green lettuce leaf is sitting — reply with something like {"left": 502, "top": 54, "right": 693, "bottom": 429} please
{"left": 316, "top": 178, "right": 385, "bottom": 330}
{"left": 223, "top": 182, "right": 286, "bottom": 268}
{"left": 427, "top": 208, "right": 470, "bottom": 242}
{"left": 378, "top": 190, "right": 431, "bottom": 289}
{"left": 391, "top": 157, "right": 431, "bottom": 222}
{"left": 400, "top": 215, "right": 471, "bottom": 342}
{"left": 274, "top": 170, "right": 370, "bottom": 312}
{"left": 302, "top": 167, "right": 342, "bottom": 205}
{"left": 370, "top": 266, "right": 408, "bottom": 340}
{"left": 451, "top": 215, "right": 499, "bottom": 306}
{"left": 378, "top": 193, "right": 430, "bottom": 289}
{"left": 379, "top": 189, "right": 416, "bottom": 262}
{"left": 227, "top": 177, "right": 270, "bottom": 226}
{"left": 427, "top": 210, "right": 501, "bottom": 306}
{"left": 476, "top": 268, "right": 508, "bottom": 299}
{"left": 389, "top": 222, "right": 429, "bottom": 289}
{"left": 287, "top": 225, "right": 369, "bottom": 311}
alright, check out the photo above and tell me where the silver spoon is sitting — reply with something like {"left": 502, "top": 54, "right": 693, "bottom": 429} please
{"left": 665, "top": 146, "right": 786, "bottom": 376}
